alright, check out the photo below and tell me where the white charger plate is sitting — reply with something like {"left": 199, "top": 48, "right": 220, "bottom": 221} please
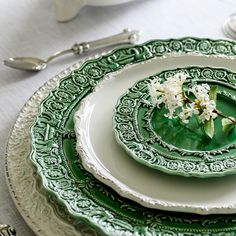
{"left": 74, "top": 53, "right": 236, "bottom": 215}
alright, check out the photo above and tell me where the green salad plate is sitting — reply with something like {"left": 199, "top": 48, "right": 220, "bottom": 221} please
{"left": 113, "top": 66, "right": 236, "bottom": 178}
{"left": 7, "top": 38, "right": 236, "bottom": 235}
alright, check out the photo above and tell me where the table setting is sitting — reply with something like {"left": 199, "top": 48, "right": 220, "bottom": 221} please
{"left": 2, "top": 0, "right": 236, "bottom": 235}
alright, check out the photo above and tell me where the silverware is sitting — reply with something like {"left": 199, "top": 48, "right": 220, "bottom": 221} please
{"left": 3, "top": 29, "right": 140, "bottom": 72}
{"left": 0, "top": 224, "right": 16, "bottom": 236}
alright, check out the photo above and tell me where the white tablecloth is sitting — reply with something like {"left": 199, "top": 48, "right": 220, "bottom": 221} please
{"left": 1, "top": 0, "right": 236, "bottom": 235}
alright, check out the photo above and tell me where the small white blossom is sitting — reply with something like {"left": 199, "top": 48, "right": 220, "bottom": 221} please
{"left": 173, "top": 72, "right": 188, "bottom": 86}
{"left": 199, "top": 100, "right": 218, "bottom": 122}
{"left": 189, "top": 84, "right": 210, "bottom": 102}
{"left": 179, "top": 103, "right": 199, "bottom": 124}
{"left": 149, "top": 72, "right": 188, "bottom": 118}
{"left": 148, "top": 79, "right": 163, "bottom": 106}
{"left": 189, "top": 83, "right": 218, "bottom": 123}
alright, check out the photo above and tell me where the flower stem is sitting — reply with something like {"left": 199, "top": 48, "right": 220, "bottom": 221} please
{"left": 214, "top": 110, "right": 236, "bottom": 124}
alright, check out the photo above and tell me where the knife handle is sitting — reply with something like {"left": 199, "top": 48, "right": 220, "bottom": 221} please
{"left": 72, "top": 29, "right": 141, "bottom": 55}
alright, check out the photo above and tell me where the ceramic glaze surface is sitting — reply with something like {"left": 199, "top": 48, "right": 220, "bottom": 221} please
{"left": 30, "top": 38, "right": 236, "bottom": 235}
{"left": 113, "top": 66, "right": 236, "bottom": 178}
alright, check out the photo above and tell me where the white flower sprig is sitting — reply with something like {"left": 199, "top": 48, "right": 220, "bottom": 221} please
{"left": 149, "top": 72, "right": 187, "bottom": 119}
{"left": 149, "top": 72, "right": 236, "bottom": 138}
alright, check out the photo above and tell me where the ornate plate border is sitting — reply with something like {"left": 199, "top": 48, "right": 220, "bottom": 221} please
{"left": 5, "top": 56, "right": 103, "bottom": 236}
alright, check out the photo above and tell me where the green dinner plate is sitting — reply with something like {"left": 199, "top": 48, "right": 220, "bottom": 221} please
{"left": 30, "top": 38, "right": 236, "bottom": 235}
{"left": 113, "top": 66, "right": 236, "bottom": 178}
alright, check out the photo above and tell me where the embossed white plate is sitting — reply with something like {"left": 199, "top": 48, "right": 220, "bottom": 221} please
{"left": 74, "top": 53, "right": 236, "bottom": 214}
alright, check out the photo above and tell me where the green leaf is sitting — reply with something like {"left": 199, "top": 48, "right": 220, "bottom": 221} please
{"left": 204, "top": 118, "right": 214, "bottom": 139}
{"left": 222, "top": 117, "right": 235, "bottom": 132}
{"left": 209, "top": 85, "right": 218, "bottom": 102}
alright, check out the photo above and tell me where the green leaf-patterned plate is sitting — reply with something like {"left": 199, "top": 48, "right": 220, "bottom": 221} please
{"left": 30, "top": 38, "right": 236, "bottom": 235}
{"left": 113, "top": 66, "right": 236, "bottom": 178}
